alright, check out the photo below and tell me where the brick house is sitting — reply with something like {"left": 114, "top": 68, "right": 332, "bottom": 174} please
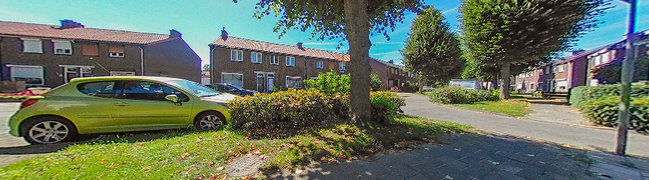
{"left": 515, "top": 50, "right": 591, "bottom": 93}
{"left": 209, "top": 30, "right": 349, "bottom": 92}
{"left": 369, "top": 59, "right": 417, "bottom": 90}
{"left": 0, "top": 20, "right": 201, "bottom": 88}
{"left": 209, "top": 29, "right": 415, "bottom": 92}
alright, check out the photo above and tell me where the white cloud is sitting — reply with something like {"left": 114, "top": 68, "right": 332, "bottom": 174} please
{"left": 443, "top": 7, "right": 458, "bottom": 15}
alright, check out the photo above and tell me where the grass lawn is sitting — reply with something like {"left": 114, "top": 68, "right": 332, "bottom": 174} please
{"left": 0, "top": 115, "right": 470, "bottom": 179}
{"left": 453, "top": 98, "right": 530, "bottom": 117}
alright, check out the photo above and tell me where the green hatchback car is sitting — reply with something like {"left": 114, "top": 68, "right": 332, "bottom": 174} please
{"left": 8, "top": 76, "right": 235, "bottom": 144}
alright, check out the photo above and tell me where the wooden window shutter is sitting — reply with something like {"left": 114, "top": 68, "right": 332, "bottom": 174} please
{"left": 328, "top": 62, "right": 335, "bottom": 69}
{"left": 108, "top": 45, "right": 124, "bottom": 53}
{"left": 82, "top": 44, "right": 99, "bottom": 56}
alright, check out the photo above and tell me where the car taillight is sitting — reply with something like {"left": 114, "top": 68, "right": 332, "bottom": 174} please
{"left": 21, "top": 99, "right": 39, "bottom": 109}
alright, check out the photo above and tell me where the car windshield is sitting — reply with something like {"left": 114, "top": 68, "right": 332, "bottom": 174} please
{"left": 168, "top": 80, "right": 220, "bottom": 97}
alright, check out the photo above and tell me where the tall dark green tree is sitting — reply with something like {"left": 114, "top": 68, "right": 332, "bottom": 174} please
{"left": 461, "top": 0, "right": 608, "bottom": 99}
{"left": 244, "top": 0, "right": 425, "bottom": 121}
{"left": 403, "top": 7, "right": 463, "bottom": 85}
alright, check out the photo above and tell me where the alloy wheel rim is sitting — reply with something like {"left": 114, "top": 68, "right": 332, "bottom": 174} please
{"left": 28, "top": 121, "right": 69, "bottom": 144}
{"left": 199, "top": 115, "right": 222, "bottom": 130}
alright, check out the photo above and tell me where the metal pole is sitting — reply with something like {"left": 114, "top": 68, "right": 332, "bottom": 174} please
{"left": 616, "top": 0, "right": 636, "bottom": 155}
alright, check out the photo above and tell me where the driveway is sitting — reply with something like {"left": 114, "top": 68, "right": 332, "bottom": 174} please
{"left": 399, "top": 93, "right": 649, "bottom": 157}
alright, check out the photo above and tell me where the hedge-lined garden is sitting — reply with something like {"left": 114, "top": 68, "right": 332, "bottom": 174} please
{"left": 570, "top": 84, "right": 649, "bottom": 134}
{"left": 423, "top": 86, "right": 530, "bottom": 116}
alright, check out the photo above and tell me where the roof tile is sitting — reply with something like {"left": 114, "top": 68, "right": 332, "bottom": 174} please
{"left": 210, "top": 36, "right": 350, "bottom": 62}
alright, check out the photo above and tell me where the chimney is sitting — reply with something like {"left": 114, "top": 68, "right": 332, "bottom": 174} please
{"left": 221, "top": 27, "right": 228, "bottom": 40}
{"left": 388, "top": 60, "right": 394, "bottom": 64}
{"left": 570, "top": 49, "right": 585, "bottom": 56}
{"left": 59, "top": 19, "right": 84, "bottom": 29}
{"left": 170, "top": 29, "right": 182, "bottom": 38}
{"left": 297, "top": 42, "right": 303, "bottom": 49}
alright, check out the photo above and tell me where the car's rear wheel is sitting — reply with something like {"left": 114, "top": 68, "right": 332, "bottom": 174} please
{"left": 21, "top": 116, "right": 77, "bottom": 144}
{"left": 194, "top": 112, "right": 225, "bottom": 131}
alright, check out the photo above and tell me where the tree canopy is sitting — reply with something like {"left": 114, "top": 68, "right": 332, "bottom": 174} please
{"left": 403, "top": 7, "right": 463, "bottom": 84}
{"left": 460, "top": 0, "right": 609, "bottom": 98}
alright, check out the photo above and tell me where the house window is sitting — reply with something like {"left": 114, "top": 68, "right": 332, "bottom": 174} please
{"left": 270, "top": 55, "right": 280, "bottom": 65}
{"left": 60, "top": 65, "right": 93, "bottom": 83}
{"left": 108, "top": 45, "right": 125, "bottom": 58}
{"left": 286, "top": 76, "right": 302, "bottom": 88}
{"left": 315, "top": 61, "right": 323, "bottom": 69}
{"left": 231, "top": 49, "right": 243, "bottom": 61}
{"left": 7, "top": 65, "right": 44, "bottom": 85}
{"left": 339, "top": 62, "right": 346, "bottom": 73}
{"left": 82, "top": 44, "right": 99, "bottom": 56}
{"left": 286, "top": 56, "right": 296, "bottom": 67}
{"left": 545, "top": 66, "right": 551, "bottom": 74}
{"left": 53, "top": 40, "right": 72, "bottom": 55}
{"left": 221, "top": 73, "right": 243, "bottom": 89}
{"left": 557, "top": 65, "right": 565, "bottom": 72}
{"left": 251, "top": 52, "right": 263, "bottom": 64}
{"left": 21, "top": 38, "right": 43, "bottom": 53}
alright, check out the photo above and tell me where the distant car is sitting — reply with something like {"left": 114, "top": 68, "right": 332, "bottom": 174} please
{"left": 450, "top": 79, "right": 482, "bottom": 90}
{"left": 8, "top": 76, "right": 235, "bottom": 144}
{"left": 209, "top": 83, "right": 258, "bottom": 96}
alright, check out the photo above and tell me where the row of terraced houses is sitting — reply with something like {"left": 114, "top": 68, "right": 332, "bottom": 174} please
{"left": 514, "top": 29, "right": 649, "bottom": 93}
{"left": 0, "top": 20, "right": 415, "bottom": 92}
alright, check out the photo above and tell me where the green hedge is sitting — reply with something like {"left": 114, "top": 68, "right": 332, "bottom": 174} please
{"left": 228, "top": 89, "right": 405, "bottom": 137}
{"left": 580, "top": 96, "right": 649, "bottom": 133}
{"left": 426, "top": 86, "right": 499, "bottom": 104}
{"left": 570, "top": 84, "right": 649, "bottom": 107}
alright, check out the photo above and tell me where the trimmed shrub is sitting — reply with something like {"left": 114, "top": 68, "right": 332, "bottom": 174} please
{"left": 580, "top": 96, "right": 649, "bottom": 133}
{"left": 304, "top": 71, "right": 351, "bottom": 94}
{"left": 570, "top": 84, "right": 649, "bottom": 107}
{"left": 228, "top": 89, "right": 349, "bottom": 137}
{"left": 370, "top": 91, "right": 406, "bottom": 123}
{"left": 229, "top": 89, "right": 407, "bottom": 137}
{"left": 370, "top": 73, "right": 384, "bottom": 91}
{"left": 426, "top": 86, "right": 499, "bottom": 104}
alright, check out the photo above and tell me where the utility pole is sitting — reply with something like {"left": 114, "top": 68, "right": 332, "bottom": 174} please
{"left": 616, "top": 0, "right": 636, "bottom": 156}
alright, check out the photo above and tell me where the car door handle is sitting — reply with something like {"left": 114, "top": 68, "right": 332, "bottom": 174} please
{"left": 113, "top": 102, "right": 129, "bottom": 107}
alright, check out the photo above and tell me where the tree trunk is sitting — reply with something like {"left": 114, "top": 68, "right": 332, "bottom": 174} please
{"left": 344, "top": 0, "right": 371, "bottom": 122}
{"left": 499, "top": 62, "right": 511, "bottom": 100}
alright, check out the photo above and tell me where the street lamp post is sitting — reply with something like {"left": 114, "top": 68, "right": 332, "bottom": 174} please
{"left": 616, "top": 0, "right": 636, "bottom": 156}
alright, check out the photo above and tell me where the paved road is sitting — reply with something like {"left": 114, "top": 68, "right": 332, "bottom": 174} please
{"left": 399, "top": 93, "right": 649, "bottom": 157}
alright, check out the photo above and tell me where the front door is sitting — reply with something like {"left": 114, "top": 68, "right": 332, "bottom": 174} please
{"left": 267, "top": 74, "right": 275, "bottom": 92}
{"left": 110, "top": 80, "right": 193, "bottom": 131}
{"left": 256, "top": 73, "right": 266, "bottom": 92}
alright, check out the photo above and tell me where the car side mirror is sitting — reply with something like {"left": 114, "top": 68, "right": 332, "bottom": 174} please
{"left": 165, "top": 95, "right": 179, "bottom": 103}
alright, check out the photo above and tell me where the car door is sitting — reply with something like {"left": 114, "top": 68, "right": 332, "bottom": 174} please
{"left": 73, "top": 80, "right": 122, "bottom": 133}
{"left": 110, "top": 80, "right": 193, "bottom": 131}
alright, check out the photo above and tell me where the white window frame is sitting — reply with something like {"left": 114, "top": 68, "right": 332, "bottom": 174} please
{"left": 286, "top": 56, "right": 296, "bottom": 67}
{"left": 315, "top": 61, "right": 323, "bottom": 69}
{"left": 110, "top": 71, "right": 136, "bottom": 76}
{"left": 221, "top": 72, "right": 244, "bottom": 89}
{"left": 7, "top": 64, "right": 44, "bottom": 85}
{"left": 53, "top": 40, "right": 72, "bottom": 55}
{"left": 251, "top": 52, "right": 263, "bottom": 64}
{"left": 231, "top": 49, "right": 243, "bottom": 62}
{"left": 59, "top": 65, "right": 94, "bottom": 83}
{"left": 285, "top": 75, "right": 303, "bottom": 88}
{"left": 270, "top": 55, "right": 280, "bottom": 65}
{"left": 109, "top": 52, "right": 124, "bottom": 58}
{"left": 339, "top": 62, "right": 346, "bottom": 73}
{"left": 21, "top": 38, "right": 43, "bottom": 53}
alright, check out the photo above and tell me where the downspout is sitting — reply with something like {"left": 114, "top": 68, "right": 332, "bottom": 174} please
{"left": 139, "top": 46, "right": 145, "bottom": 76}
{"left": 0, "top": 37, "right": 3, "bottom": 81}
{"left": 209, "top": 45, "right": 214, "bottom": 85}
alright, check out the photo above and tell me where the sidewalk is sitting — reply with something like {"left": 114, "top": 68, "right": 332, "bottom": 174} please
{"left": 269, "top": 133, "right": 649, "bottom": 179}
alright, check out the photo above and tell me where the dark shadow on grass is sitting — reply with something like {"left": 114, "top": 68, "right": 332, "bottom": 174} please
{"left": 267, "top": 132, "right": 644, "bottom": 179}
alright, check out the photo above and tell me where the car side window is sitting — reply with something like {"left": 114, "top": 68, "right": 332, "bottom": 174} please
{"left": 77, "top": 81, "right": 119, "bottom": 98}
{"left": 117, "top": 81, "right": 189, "bottom": 102}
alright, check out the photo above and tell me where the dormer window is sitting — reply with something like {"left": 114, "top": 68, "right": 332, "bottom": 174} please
{"left": 53, "top": 40, "right": 72, "bottom": 55}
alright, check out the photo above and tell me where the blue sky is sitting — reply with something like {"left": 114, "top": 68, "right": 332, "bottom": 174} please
{"left": 1, "top": 0, "right": 648, "bottom": 66}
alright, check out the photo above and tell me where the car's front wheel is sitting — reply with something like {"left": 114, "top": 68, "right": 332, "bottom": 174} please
{"left": 21, "top": 116, "right": 77, "bottom": 144}
{"left": 194, "top": 112, "right": 225, "bottom": 131}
